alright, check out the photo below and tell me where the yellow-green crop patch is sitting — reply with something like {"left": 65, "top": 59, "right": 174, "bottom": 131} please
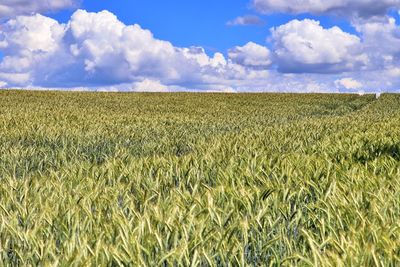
{"left": 0, "top": 91, "right": 399, "bottom": 266}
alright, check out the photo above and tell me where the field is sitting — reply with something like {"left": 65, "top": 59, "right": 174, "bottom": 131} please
{"left": 0, "top": 91, "right": 400, "bottom": 266}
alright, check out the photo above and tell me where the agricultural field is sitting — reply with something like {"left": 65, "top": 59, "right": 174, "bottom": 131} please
{"left": 0, "top": 90, "right": 400, "bottom": 266}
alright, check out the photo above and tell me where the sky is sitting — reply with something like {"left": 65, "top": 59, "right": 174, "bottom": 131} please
{"left": 0, "top": 0, "right": 399, "bottom": 92}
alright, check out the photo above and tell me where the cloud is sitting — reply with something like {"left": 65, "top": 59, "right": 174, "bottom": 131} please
{"left": 0, "top": 0, "right": 79, "bottom": 18}
{"left": 226, "top": 15, "right": 265, "bottom": 26}
{"left": 0, "top": 10, "right": 269, "bottom": 91}
{"left": 352, "top": 16, "right": 400, "bottom": 70}
{"left": 0, "top": 13, "right": 66, "bottom": 86}
{"left": 65, "top": 10, "right": 182, "bottom": 85}
{"left": 131, "top": 79, "right": 169, "bottom": 92}
{"left": 0, "top": 9, "right": 399, "bottom": 92}
{"left": 387, "top": 67, "right": 400, "bottom": 77}
{"left": 228, "top": 42, "right": 272, "bottom": 68}
{"left": 335, "top": 78, "right": 363, "bottom": 89}
{"left": 252, "top": 0, "right": 400, "bottom": 18}
{"left": 271, "top": 19, "right": 368, "bottom": 73}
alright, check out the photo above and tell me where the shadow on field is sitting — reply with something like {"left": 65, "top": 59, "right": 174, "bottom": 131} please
{"left": 352, "top": 142, "right": 400, "bottom": 164}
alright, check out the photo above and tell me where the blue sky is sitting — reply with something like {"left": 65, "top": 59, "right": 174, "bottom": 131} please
{"left": 47, "top": 0, "right": 358, "bottom": 53}
{"left": 49, "top": 0, "right": 271, "bottom": 53}
{"left": 0, "top": 0, "right": 399, "bottom": 92}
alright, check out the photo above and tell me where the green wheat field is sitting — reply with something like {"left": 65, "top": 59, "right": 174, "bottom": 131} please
{"left": 1, "top": 91, "right": 400, "bottom": 266}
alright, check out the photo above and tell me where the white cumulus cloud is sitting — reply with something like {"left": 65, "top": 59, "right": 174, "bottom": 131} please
{"left": 131, "top": 79, "right": 169, "bottom": 92}
{"left": 0, "top": 0, "right": 79, "bottom": 18}
{"left": 228, "top": 42, "right": 272, "bottom": 69}
{"left": 353, "top": 16, "right": 400, "bottom": 71}
{"left": 271, "top": 19, "right": 368, "bottom": 73}
{"left": 0, "top": 14, "right": 66, "bottom": 86}
{"left": 335, "top": 78, "right": 363, "bottom": 89}
{"left": 252, "top": 0, "right": 400, "bottom": 18}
